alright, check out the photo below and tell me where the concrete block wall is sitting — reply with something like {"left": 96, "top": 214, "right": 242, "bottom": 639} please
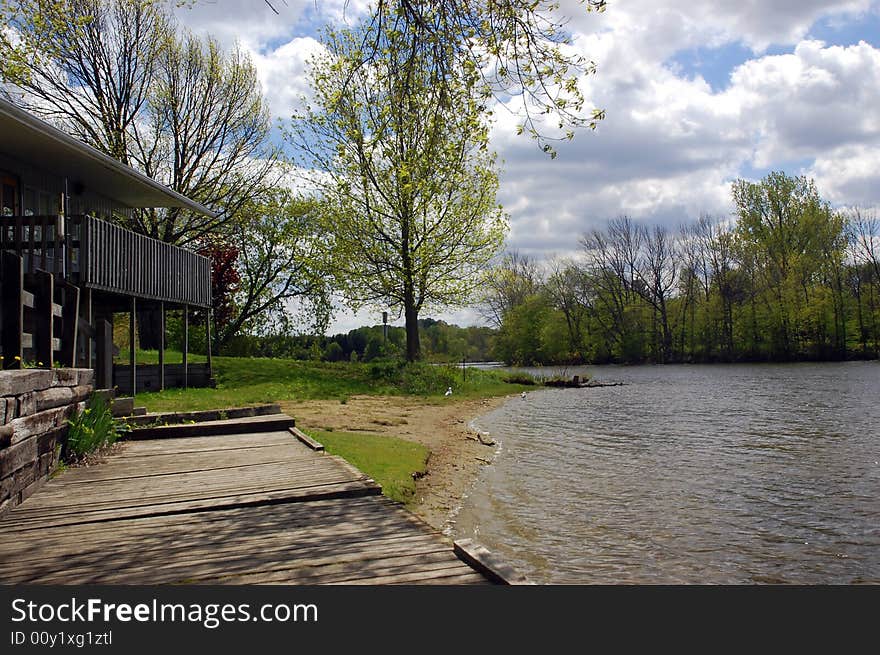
{"left": 0, "top": 368, "right": 94, "bottom": 517}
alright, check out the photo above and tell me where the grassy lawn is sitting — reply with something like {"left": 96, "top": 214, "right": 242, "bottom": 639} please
{"left": 134, "top": 356, "right": 531, "bottom": 412}
{"left": 127, "top": 356, "right": 531, "bottom": 507}
{"left": 306, "top": 429, "right": 429, "bottom": 505}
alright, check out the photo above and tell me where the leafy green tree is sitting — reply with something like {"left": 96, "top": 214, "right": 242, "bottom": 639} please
{"left": 218, "top": 189, "right": 330, "bottom": 346}
{"left": 361, "top": 1, "right": 607, "bottom": 155}
{"left": 732, "top": 172, "right": 847, "bottom": 358}
{"left": 290, "top": 22, "right": 507, "bottom": 361}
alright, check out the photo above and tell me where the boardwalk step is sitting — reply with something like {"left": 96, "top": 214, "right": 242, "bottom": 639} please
{"left": 125, "top": 403, "right": 283, "bottom": 428}
{"left": 111, "top": 396, "right": 135, "bottom": 417}
{"left": 127, "top": 413, "right": 295, "bottom": 440}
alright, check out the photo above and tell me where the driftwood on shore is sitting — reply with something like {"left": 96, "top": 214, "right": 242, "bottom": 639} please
{"left": 466, "top": 432, "right": 496, "bottom": 446}
{"left": 542, "top": 375, "right": 625, "bottom": 389}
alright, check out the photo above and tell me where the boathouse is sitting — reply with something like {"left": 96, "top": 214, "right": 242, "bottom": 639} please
{"left": 0, "top": 98, "right": 214, "bottom": 395}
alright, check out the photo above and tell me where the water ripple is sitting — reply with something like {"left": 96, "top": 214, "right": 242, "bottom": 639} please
{"left": 455, "top": 362, "right": 880, "bottom": 584}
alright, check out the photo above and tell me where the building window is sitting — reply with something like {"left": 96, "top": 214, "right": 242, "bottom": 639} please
{"left": 1, "top": 173, "right": 19, "bottom": 216}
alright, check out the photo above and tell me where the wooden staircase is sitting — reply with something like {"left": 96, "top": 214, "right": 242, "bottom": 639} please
{"left": 1, "top": 250, "right": 79, "bottom": 369}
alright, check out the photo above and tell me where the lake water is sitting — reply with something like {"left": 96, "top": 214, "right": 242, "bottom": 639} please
{"left": 453, "top": 362, "right": 880, "bottom": 584}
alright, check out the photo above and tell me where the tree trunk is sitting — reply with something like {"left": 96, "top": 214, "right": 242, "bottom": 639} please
{"left": 404, "top": 289, "right": 421, "bottom": 362}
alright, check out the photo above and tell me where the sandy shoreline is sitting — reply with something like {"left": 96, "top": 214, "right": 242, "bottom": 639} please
{"left": 280, "top": 393, "right": 513, "bottom": 532}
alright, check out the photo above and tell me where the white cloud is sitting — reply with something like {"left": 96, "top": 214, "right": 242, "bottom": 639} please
{"left": 489, "top": 2, "right": 880, "bottom": 264}
{"left": 809, "top": 144, "right": 880, "bottom": 206}
{"left": 725, "top": 39, "right": 880, "bottom": 166}
{"left": 250, "top": 37, "right": 326, "bottom": 121}
{"left": 172, "top": 0, "right": 880, "bottom": 331}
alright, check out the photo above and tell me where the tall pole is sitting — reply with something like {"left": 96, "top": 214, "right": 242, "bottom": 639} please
{"left": 182, "top": 304, "right": 189, "bottom": 389}
{"left": 205, "top": 307, "right": 213, "bottom": 379}
{"left": 158, "top": 301, "right": 165, "bottom": 391}
{"left": 129, "top": 296, "right": 136, "bottom": 396}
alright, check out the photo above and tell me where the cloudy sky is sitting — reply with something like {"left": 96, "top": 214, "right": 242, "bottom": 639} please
{"left": 176, "top": 0, "right": 880, "bottom": 333}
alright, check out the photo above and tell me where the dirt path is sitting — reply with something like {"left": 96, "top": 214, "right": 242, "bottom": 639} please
{"left": 280, "top": 394, "right": 511, "bottom": 532}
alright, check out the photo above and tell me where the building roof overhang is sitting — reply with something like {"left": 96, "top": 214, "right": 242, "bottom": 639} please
{"left": 0, "top": 98, "right": 216, "bottom": 217}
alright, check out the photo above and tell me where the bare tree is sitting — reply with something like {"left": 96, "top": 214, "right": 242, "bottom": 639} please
{"left": 2, "top": 1, "right": 279, "bottom": 246}
{"left": 845, "top": 208, "right": 880, "bottom": 355}
{"left": 131, "top": 32, "right": 279, "bottom": 246}
{"left": 479, "top": 251, "right": 544, "bottom": 327}
{"left": 2, "top": 0, "right": 170, "bottom": 162}
{"left": 580, "top": 216, "right": 644, "bottom": 354}
{"left": 545, "top": 258, "right": 590, "bottom": 359}
{"left": 633, "top": 224, "right": 678, "bottom": 362}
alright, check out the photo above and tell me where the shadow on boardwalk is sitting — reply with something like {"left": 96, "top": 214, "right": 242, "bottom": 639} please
{"left": 0, "top": 415, "right": 493, "bottom": 585}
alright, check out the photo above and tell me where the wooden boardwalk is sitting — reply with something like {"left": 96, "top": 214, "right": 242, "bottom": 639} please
{"left": 0, "top": 417, "right": 491, "bottom": 585}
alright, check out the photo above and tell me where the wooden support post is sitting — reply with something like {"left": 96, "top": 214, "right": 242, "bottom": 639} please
{"left": 95, "top": 319, "right": 112, "bottom": 389}
{"left": 59, "top": 282, "right": 80, "bottom": 367}
{"left": 33, "top": 270, "right": 53, "bottom": 368}
{"left": 182, "top": 304, "right": 189, "bottom": 389}
{"left": 84, "top": 287, "right": 93, "bottom": 368}
{"left": 129, "top": 297, "right": 137, "bottom": 396}
{"left": 1, "top": 251, "right": 24, "bottom": 369}
{"left": 159, "top": 301, "right": 165, "bottom": 391}
{"left": 205, "top": 308, "right": 213, "bottom": 378}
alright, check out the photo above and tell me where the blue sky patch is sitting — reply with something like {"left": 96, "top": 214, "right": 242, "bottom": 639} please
{"left": 669, "top": 42, "right": 790, "bottom": 92}
{"left": 808, "top": 9, "right": 880, "bottom": 47}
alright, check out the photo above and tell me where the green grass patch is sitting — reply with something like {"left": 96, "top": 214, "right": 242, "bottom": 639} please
{"left": 307, "top": 429, "right": 429, "bottom": 505}
{"left": 135, "top": 357, "right": 534, "bottom": 413}
{"left": 65, "top": 395, "right": 129, "bottom": 462}
{"left": 115, "top": 348, "right": 207, "bottom": 365}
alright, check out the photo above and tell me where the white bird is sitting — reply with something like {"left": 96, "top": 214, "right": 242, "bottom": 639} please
{"left": 521, "top": 391, "right": 527, "bottom": 400}
{"left": 445, "top": 387, "right": 453, "bottom": 396}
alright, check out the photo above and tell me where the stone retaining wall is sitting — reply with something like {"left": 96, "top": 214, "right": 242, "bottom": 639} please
{"left": 0, "top": 368, "right": 94, "bottom": 517}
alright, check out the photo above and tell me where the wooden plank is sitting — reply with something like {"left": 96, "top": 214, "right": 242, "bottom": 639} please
{"left": 51, "top": 448, "right": 322, "bottom": 484}
{"left": 82, "top": 286, "right": 93, "bottom": 368}
{"left": 127, "top": 414, "right": 296, "bottom": 440}
{"left": 0, "top": 507, "right": 439, "bottom": 561}
{"left": 8, "top": 476, "right": 381, "bottom": 530}
{"left": 59, "top": 282, "right": 79, "bottom": 366}
{"left": 19, "top": 466, "right": 368, "bottom": 508}
{"left": 1, "top": 535, "right": 457, "bottom": 585}
{"left": 454, "top": 539, "right": 531, "bottom": 585}
{"left": 0, "top": 496, "right": 416, "bottom": 547}
{"left": 116, "top": 431, "right": 297, "bottom": 456}
{"left": 290, "top": 426, "right": 324, "bottom": 451}
{"left": 32, "top": 269, "right": 53, "bottom": 367}
{"left": 0, "top": 423, "right": 503, "bottom": 586}
{"left": 21, "top": 290, "right": 34, "bottom": 309}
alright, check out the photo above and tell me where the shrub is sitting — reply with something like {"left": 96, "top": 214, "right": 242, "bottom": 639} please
{"left": 65, "top": 395, "right": 128, "bottom": 461}
{"left": 503, "top": 373, "right": 537, "bottom": 385}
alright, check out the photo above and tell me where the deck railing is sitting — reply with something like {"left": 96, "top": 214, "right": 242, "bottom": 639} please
{"left": 0, "top": 214, "right": 210, "bottom": 307}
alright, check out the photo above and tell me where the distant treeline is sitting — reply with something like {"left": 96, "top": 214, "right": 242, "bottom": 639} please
{"left": 221, "top": 318, "right": 496, "bottom": 362}
{"left": 483, "top": 172, "right": 880, "bottom": 365}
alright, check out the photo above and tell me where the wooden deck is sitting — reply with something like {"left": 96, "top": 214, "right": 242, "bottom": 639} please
{"left": 0, "top": 417, "right": 491, "bottom": 585}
